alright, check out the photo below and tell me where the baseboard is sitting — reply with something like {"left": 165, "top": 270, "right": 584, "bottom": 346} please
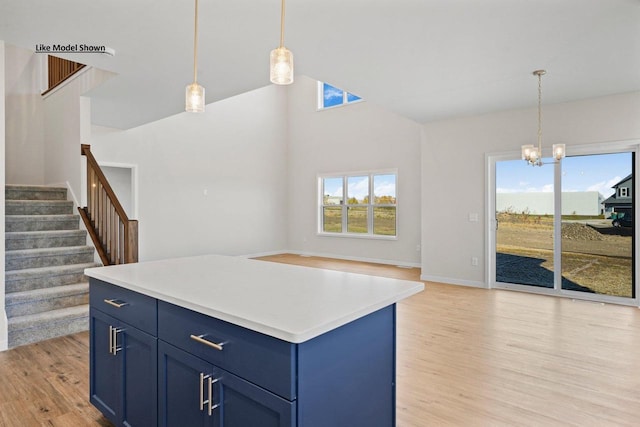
{"left": 420, "top": 274, "right": 487, "bottom": 288}
{"left": 0, "top": 310, "right": 7, "bottom": 352}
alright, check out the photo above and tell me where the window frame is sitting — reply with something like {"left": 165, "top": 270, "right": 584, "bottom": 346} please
{"left": 317, "top": 81, "right": 363, "bottom": 110}
{"left": 317, "top": 170, "right": 398, "bottom": 240}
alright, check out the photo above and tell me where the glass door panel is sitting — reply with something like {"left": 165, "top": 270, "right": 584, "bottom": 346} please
{"left": 560, "top": 152, "right": 634, "bottom": 298}
{"left": 495, "top": 159, "right": 555, "bottom": 288}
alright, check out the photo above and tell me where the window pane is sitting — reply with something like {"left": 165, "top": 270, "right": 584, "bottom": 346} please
{"left": 346, "top": 92, "right": 361, "bottom": 103}
{"left": 323, "top": 83, "right": 344, "bottom": 108}
{"left": 323, "top": 177, "right": 343, "bottom": 205}
{"left": 323, "top": 207, "right": 342, "bottom": 232}
{"left": 347, "top": 207, "right": 368, "bottom": 233}
{"left": 495, "top": 158, "right": 555, "bottom": 288}
{"left": 561, "top": 152, "right": 634, "bottom": 298}
{"left": 374, "top": 207, "right": 396, "bottom": 236}
{"left": 347, "top": 176, "right": 369, "bottom": 204}
{"left": 374, "top": 174, "right": 396, "bottom": 204}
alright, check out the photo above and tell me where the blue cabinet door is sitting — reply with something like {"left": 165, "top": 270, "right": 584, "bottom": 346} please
{"left": 121, "top": 325, "right": 158, "bottom": 427}
{"left": 159, "top": 341, "right": 295, "bottom": 427}
{"left": 215, "top": 368, "right": 295, "bottom": 427}
{"left": 90, "top": 308, "right": 120, "bottom": 425}
{"left": 91, "top": 308, "right": 157, "bottom": 427}
{"left": 159, "top": 341, "right": 215, "bottom": 427}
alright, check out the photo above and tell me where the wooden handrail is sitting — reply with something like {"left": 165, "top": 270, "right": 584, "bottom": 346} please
{"left": 79, "top": 144, "right": 138, "bottom": 265}
{"left": 42, "top": 56, "right": 86, "bottom": 96}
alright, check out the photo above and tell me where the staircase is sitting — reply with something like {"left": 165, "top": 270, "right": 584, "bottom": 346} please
{"left": 5, "top": 185, "right": 98, "bottom": 348}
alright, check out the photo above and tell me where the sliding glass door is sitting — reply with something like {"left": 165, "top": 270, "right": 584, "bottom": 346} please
{"left": 495, "top": 158, "right": 555, "bottom": 288}
{"left": 560, "top": 152, "right": 634, "bottom": 298}
{"left": 491, "top": 145, "right": 637, "bottom": 303}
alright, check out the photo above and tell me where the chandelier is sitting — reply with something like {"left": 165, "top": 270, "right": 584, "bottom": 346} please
{"left": 521, "top": 70, "right": 565, "bottom": 166}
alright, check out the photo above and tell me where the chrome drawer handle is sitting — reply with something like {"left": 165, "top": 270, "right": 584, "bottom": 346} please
{"left": 104, "top": 299, "right": 129, "bottom": 308}
{"left": 190, "top": 334, "right": 224, "bottom": 351}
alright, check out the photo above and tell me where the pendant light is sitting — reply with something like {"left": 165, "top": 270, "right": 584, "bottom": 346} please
{"left": 186, "top": 0, "right": 205, "bottom": 112}
{"left": 522, "top": 70, "right": 565, "bottom": 166}
{"left": 270, "top": 0, "right": 294, "bottom": 85}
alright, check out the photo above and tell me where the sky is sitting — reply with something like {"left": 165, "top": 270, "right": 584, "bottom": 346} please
{"left": 323, "top": 174, "right": 396, "bottom": 201}
{"left": 496, "top": 152, "right": 632, "bottom": 198}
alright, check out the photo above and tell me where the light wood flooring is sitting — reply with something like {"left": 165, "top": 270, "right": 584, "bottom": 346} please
{"left": 1, "top": 253, "right": 639, "bottom": 426}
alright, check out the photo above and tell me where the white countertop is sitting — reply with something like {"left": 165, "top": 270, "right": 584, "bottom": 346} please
{"left": 85, "top": 254, "right": 424, "bottom": 343}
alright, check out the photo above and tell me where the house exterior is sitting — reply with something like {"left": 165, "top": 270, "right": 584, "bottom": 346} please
{"left": 603, "top": 174, "right": 633, "bottom": 218}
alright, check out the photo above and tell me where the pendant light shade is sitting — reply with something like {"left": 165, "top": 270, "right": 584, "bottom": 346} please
{"left": 185, "top": 83, "right": 205, "bottom": 113}
{"left": 270, "top": 47, "right": 294, "bottom": 85}
{"left": 270, "top": 0, "right": 294, "bottom": 85}
{"left": 186, "top": 0, "right": 205, "bottom": 112}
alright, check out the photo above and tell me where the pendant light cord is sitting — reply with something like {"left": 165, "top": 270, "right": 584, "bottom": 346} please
{"left": 193, "top": 0, "right": 199, "bottom": 83}
{"left": 279, "top": 0, "right": 286, "bottom": 48}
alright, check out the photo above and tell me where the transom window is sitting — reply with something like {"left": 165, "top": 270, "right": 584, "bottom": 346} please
{"left": 317, "top": 82, "right": 362, "bottom": 109}
{"left": 319, "top": 171, "right": 397, "bottom": 237}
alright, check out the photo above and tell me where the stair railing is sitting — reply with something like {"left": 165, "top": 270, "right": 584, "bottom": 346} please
{"left": 79, "top": 144, "right": 138, "bottom": 265}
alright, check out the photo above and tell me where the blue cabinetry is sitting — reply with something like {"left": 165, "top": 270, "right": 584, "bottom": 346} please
{"left": 89, "top": 282, "right": 158, "bottom": 427}
{"left": 90, "top": 278, "right": 397, "bottom": 427}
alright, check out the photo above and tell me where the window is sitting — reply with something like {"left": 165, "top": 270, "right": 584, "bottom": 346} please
{"left": 318, "top": 82, "right": 362, "bottom": 109}
{"left": 620, "top": 187, "right": 629, "bottom": 197}
{"left": 319, "top": 171, "right": 397, "bottom": 237}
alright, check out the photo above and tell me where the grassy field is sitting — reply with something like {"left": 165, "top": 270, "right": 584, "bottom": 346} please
{"left": 496, "top": 212, "right": 633, "bottom": 298}
{"left": 323, "top": 206, "right": 396, "bottom": 235}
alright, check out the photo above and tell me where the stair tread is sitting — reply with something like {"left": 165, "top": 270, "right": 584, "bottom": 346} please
{"left": 6, "top": 245, "right": 94, "bottom": 255}
{"left": 5, "top": 262, "right": 97, "bottom": 277}
{"left": 5, "top": 184, "right": 66, "bottom": 191}
{"left": 6, "top": 200, "right": 72, "bottom": 204}
{"left": 8, "top": 304, "right": 89, "bottom": 327}
{"left": 6, "top": 230, "right": 85, "bottom": 237}
{"left": 7, "top": 282, "right": 89, "bottom": 299}
{"left": 5, "top": 214, "right": 77, "bottom": 219}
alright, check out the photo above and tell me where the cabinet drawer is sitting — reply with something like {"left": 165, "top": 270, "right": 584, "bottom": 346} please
{"left": 158, "top": 301, "right": 296, "bottom": 401}
{"left": 90, "top": 279, "right": 157, "bottom": 335}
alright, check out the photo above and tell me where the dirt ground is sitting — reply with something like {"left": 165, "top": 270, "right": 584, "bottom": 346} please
{"left": 496, "top": 217, "right": 633, "bottom": 298}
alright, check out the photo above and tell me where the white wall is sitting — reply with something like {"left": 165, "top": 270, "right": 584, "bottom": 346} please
{"left": 287, "top": 76, "right": 422, "bottom": 266}
{"left": 4, "top": 44, "right": 45, "bottom": 184}
{"left": 421, "top": 91, "right": 640, "bottom": 286}
{"left": 90, "top": 85, "right": 289, "bottom": 261}
{"left": 42, "top": 67, "right": 112, "bottom": 203}
{"left": 1, "top": 40, "right": 8, "bottom": 350}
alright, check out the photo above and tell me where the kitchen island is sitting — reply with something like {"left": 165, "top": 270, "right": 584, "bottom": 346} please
{"left": 85, "top": 254, "right": 424, "bottom": 427}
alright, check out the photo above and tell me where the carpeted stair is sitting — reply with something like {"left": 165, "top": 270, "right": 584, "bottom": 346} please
{"left": 5, "top": 185, "right": 98, "bottom": 348}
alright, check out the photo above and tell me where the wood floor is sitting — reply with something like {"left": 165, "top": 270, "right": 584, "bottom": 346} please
{"left": 1, "top": 253, "right": 639, "bottom": 426}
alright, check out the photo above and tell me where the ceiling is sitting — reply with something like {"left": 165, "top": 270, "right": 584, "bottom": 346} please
{"left": 1, "top": 0, "right": 639, "bottom": 129}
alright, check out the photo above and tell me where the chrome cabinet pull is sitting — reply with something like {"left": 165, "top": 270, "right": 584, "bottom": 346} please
{"left": 199, "top": 373, "right": 209, "bottom": 411}
{"left": 190, "top": 334, "right": 224, "bottom": 351}
{"left": 109, "top": 326, "right": 123, "bottom": 355}
{"left": 104, "top": 299, "right": 129, "bottom": 308}
{"left": 199, "top": 373, "right": 221, "bottom": 415}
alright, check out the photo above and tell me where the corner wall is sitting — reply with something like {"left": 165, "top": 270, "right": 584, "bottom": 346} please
{"left": 4, "top": 44, "right": 45, "bottom": 185}
{"left": 287, "top": 76, "right": 423, "bottom": 266}
{"left": 1, "top": 40, "right": 8, "bottom": 350}
{"left": 421, "top": 91, "right": 640, "bottom": 286}
{"left": 90, "top": 84, "right": 289, "bottom": 261}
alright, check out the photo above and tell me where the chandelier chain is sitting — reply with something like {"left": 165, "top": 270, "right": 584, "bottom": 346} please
{"left": 537, "top": 71, "right": 542, "bottom": 153}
